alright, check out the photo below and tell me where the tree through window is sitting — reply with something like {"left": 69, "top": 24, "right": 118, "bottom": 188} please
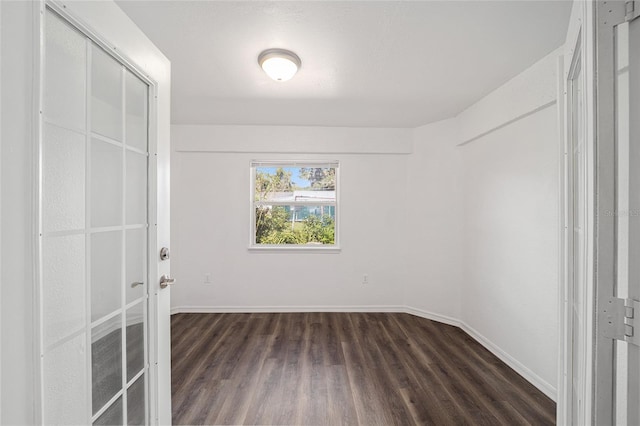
{"left": 251, "top": 161, "right": 339, "bottom": 247}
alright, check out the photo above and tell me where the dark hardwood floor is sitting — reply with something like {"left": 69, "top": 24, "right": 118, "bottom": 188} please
{"left": 171, "top": 312, "right": 555, "bottom": 425}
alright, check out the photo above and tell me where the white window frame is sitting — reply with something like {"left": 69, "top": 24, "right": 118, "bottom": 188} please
{"left": 249, "top": 160, "right": 340, "bottom": 252}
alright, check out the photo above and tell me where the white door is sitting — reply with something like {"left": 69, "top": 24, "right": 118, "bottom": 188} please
{"left": 38, "top": 5, "right": 170, "bottom": 425}
{"left": 594, "top": 1, "right": 640, "bottom": 424}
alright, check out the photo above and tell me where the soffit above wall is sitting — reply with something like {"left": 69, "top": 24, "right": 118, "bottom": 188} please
{"left": 172, "top": 125, "right": 413, "bottom": 154}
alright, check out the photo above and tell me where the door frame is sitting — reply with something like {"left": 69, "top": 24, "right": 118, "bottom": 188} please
{"left": 562, "top": 1, "right": 640, "bottom": 424}
{"left": 559, "top": 0, "right": 598, "bottom": 424}
{"left": 593, "top": 1, "right": 640, "bottom": 424}
{"left": 32, "top": 1, "right": 172, "bottom": 424}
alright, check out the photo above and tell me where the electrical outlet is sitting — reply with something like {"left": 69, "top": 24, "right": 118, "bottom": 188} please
{"left": 204, "top": 273, "right": 212, "bottom": 284}
{"left": 362, "top": 274, "right": 369, "bottom": 285}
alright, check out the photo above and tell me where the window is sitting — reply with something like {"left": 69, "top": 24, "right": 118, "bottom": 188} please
{"left": 250, "top": 161, "right": 339, "bottom": 249}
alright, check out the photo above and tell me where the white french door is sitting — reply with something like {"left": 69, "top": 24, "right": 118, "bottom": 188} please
{"left": 39, "top": 7, "right": 153, "bottom": 425}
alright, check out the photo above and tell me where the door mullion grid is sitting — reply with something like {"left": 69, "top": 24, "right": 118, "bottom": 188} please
{"left": 121, "top": 64, "right": 129, "bottom": 426}
{"left": 85, "top": 36, "right": 94, "bottom": 426}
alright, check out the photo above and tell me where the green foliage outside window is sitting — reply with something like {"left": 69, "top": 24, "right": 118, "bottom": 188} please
{"left": 254, "top": 166, "right": 336, "bottom": 245}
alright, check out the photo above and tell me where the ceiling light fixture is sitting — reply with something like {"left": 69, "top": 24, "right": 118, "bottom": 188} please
{"left": 258, "top": 48, "right": 301, "bottom": 82}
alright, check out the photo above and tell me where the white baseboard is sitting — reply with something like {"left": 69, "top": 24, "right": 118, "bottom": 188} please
{"left": 403, "top": 306, "right": 461, "bottom": 327}
{"left": 170, "top": 305, "right": 405, "bottom": 315}
{"left": 170, "top": 304, "right": 557, "bottom": 401}
{"left": 459, "top": 321, "right": 557, "bottom": 401}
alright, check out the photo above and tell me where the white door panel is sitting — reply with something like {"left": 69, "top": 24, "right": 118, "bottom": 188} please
{"left": 39, "top": 7, "right": 164, "bottom": 425}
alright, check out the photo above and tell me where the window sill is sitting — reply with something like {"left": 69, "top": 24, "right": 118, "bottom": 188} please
{"left": 248, "top": 245, "right": 341, "bottom": 253}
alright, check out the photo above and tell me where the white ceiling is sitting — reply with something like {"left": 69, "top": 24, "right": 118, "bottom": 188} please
{"left": 116, "top": 0, "right": 572, "bottom": 128}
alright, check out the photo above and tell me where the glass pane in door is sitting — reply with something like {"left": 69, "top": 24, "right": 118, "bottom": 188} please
{"left": 42, "top": 123, "right": 86, "bottom": 232}
{"left": 126, "top": 302, "right": 145, "bottom": 382}
{"left": 92, "top": 46, "right": 123, "bottom": 141}
{"left": 43, "top": 334, "right": 88, "bottom": 425}
{"left": 92, "top": 316, "right": 123, "bottom": 414}
{"left": 44, "top": 9, "right": 86, "bottom": 131}
{"left": 91, "top": 138, "right": 123, "bottom": 227}
{"left": 42, "top": 235, "right": 86, "bottom": 348}
{"left": 91, "top": 231, "right": 122, "bottom": 321}
{"left": 126, "top": 151, "right": 147, "bottom": 225}
{"left": 126, "top": 70, "right": 148, "bottom": 152}
{"left": 127, "top": 375, "right": 146, "bottom": 425}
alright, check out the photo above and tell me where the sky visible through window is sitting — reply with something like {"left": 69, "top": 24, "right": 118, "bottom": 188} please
{"left": 258, "top": 167, "right": 311, "bottom": 188}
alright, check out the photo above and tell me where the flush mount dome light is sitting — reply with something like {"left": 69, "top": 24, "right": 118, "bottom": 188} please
{"left": 258, "top": 48, "right": 301, "bottom": 82}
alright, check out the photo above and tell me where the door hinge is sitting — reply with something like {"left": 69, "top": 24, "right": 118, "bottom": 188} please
{"left": 627, "top": 1, "right": 639, "bottom": 21}
{"left": 601, "top": 297, "right": 639, "bottom": 346}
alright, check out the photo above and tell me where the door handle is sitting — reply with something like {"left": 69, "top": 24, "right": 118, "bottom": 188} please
{"left": 131, "top": 281, "right": 144, "bottom": 288}
{"left": 159, "top": 275, "right": 175, "bottom": 289}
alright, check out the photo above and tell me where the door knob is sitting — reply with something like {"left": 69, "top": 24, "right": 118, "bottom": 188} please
{"left": 159, "top": 275, "right": 175, "bottom": 289}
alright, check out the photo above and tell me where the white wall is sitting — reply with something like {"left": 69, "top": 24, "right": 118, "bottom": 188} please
{"left": 404, "top": 119, "right": 463, "bottom": 323}
{"left": 171, "top": 125, "right": 410, "bottom": 311}
{"left": 458, "top": 105, "right": 560, "bottom": 396}
{"left": 1, "top": 2, "right": 37, "bottom": 423}
{"left": 456, "top": 49, "right": 562, "bottom": 397}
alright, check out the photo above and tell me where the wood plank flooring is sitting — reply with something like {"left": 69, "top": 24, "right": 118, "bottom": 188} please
{"left": 171, "top": 313, "right": 555, "bottom": 425}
